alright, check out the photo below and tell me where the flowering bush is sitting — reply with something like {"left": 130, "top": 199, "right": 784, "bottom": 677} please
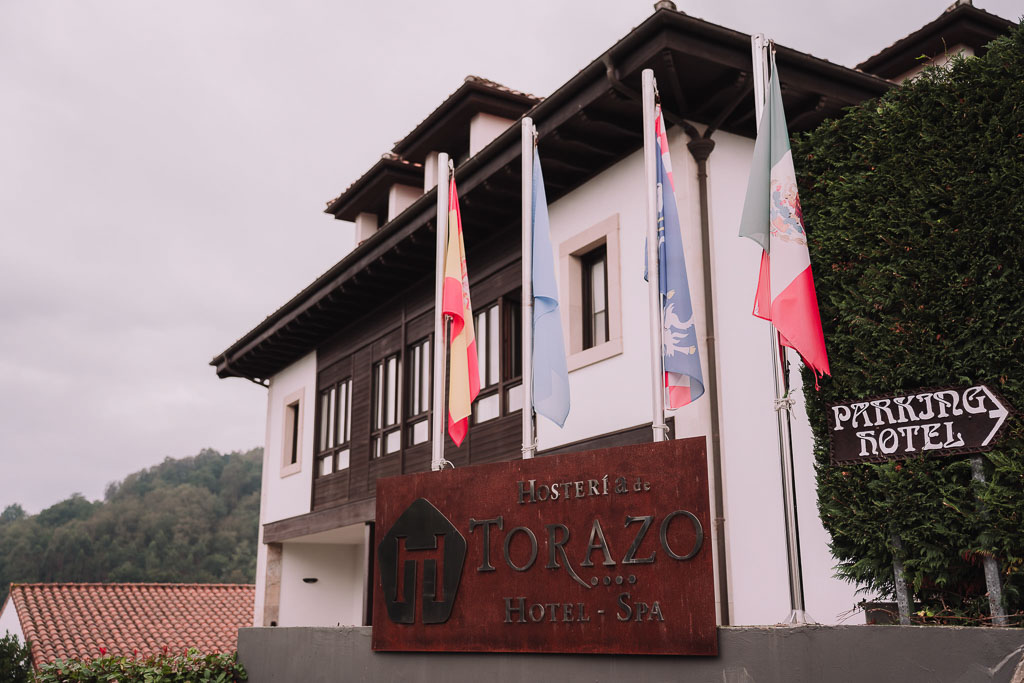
{"left": 32, "top": 648, "right": 246, "bottom": 682}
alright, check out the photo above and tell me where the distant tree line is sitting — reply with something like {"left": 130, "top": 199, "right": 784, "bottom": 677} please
{"left": 0, "top": 448, "right": 262, "bottom": 605}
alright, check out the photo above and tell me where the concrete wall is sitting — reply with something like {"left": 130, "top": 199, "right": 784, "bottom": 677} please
{"left": 278, "top": 541, "right": 365, "bottom": 627}
{"left": 239, "top": 625, "right": 1024, "bottom": 683}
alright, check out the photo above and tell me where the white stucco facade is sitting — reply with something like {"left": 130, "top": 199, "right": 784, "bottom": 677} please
{"left": 253, "top": 351, "right": 317, "bottom": 626}
{"left": 0, "top": 594, "right": 24, "bottom": 644}
{"left": 278, "top": 536, "right": 366, "bottom": 627}
{"left": 251, "top": 122, "right": 861, "bottom": 627}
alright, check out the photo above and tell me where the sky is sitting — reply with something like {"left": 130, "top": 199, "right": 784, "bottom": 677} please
{"left": 2, "top": 0, "right": 1022, "bottom": 514}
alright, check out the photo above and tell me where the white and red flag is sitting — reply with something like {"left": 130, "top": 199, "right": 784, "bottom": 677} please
{"left": 441, "top": 176, "right": 480, "bottom": 445}
{"left": 738, "top": 57, "right": 830, "bottom": 382}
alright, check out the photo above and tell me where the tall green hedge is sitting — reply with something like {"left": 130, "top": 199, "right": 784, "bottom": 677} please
{"left": 794, "top": 23, "right": 1024, "bottom": 623}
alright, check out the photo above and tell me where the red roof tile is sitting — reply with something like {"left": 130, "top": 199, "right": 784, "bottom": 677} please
{"left": 8, "top": 583, "right": 254, "bottom": 667}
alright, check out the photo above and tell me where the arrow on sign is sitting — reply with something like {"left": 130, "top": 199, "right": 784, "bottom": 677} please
{"left": 979, "top": 385, "right": 1009, "bottom": 446}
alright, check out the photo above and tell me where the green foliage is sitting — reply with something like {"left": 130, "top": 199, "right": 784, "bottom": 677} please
{"left": 1, "top": 505, "right": 26, "bottom": 524}
{"left": 32, "top": 649, "right": 246, "bottom": 683}
{"left": 1, "top": 632, "right": 32, "bottom": 683}
{"left": 794, "top": 24, "right": 1024, "bottom": 623}
{"left": 0, "top": 448, "right": 262, "bottom": 605}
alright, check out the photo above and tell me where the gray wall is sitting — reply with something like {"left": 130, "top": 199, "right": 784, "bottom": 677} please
{"left": 239, "top": 625, "right": 1024, "bottom": 683}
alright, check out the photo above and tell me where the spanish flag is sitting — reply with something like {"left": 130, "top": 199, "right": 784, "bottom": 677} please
{"left": 441, "top": 176, "right": 480, "bottom": 446}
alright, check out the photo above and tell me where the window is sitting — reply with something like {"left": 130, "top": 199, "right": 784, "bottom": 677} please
{"left": 279, "top": 388, "right": 304, "bottom": 477}
{"left": 559, "top": 214, "right": 623, "bottom": 371}
{"left": 287, "top": 403, "right": 300, "bottom": 464}
{"left": 371, "top": 354, "right": 401, "bottom": 457}
{"left": 581, "top": 245, "right": 609, "bottom": 349}
{"left": 475, "top": 303, "right": 501, "bottom": 423}
{"left": 407, "top": 337, "right": 431, "bottom": 446}
{"left": 472, "top": 292, "right": 522, "bottom": 424}
{"left": 316, "top": 377, "right": 352, "bottom": 476}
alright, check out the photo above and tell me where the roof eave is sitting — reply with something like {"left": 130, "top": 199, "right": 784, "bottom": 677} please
{"left": 213, "top": 8, "right": 892, "bottom": 383}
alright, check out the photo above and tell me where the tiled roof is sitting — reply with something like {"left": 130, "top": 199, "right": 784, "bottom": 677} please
{"left": 8, "top": 583, "right": 254, "bottom": 667}
{"left": 324, "top": 152, "right": 423, "bottom": 213}
{"left": 855, "top": 2, "right": 1015, "bottom": 79}
{"left": 390, "top": 74, "right": 539, "bottom": 158}
{"left": 463, "top": 74, "right": 541, "bottom": 101}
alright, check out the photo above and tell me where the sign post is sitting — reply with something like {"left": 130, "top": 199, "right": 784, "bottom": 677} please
{"left": 828, "top": 384, "right": 1014, "bottom": 624}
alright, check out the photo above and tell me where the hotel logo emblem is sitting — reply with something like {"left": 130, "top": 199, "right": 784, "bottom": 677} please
{"left": 377, "top": 498, "right": 466, "bottom": 624}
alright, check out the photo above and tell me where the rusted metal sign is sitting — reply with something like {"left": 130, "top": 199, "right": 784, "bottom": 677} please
{"left": 372, "top": 438, "right": 716, "bottom": 655}
{"left": 829, "top": 385, "right": 1013, "bottom": 465}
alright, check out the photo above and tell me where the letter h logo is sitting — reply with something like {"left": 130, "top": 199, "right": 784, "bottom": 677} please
{"left": 377, "top": 498, "right": 467, "bottom": 624}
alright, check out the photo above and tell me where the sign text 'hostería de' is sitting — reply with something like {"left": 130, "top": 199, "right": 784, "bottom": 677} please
{"left": 372, "top": 438, "right": 716, "bottom": 655}
{"left": 828, "top": 385, "right": 1013, "bottom": 464}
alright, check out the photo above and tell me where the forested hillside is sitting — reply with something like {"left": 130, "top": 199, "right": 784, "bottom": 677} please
{"left": 0, "top": 448, "right": 261, "bottom": 604}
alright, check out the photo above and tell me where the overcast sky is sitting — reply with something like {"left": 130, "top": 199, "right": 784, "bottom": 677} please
{"left": 2, "top": 0, "right": 1021, "bottom": 514}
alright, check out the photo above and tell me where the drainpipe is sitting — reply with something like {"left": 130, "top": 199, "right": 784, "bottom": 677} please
{"left": 685, "top": 135, "right": 729, "bottom": 627}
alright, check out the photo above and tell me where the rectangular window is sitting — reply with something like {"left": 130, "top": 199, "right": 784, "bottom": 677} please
{"left": 472, "top": 293, "right": 522, "bottom": 425}
{"left": 280, "top": 388, "right": 304, "bottom": 477}
{"left": 559, "top": 215, "right": 623, "bottom": 370}
{"left": 316, "top": 377, "right": 351, "bottom": 476}
{"left": 371, "top": 354, "right": 401, "bottom": 457}
{"left": 287, "top": 402, "right": 300, "bottom": 465}
{"left": 582, "top": 245, "right": 609, "bottom": 350}
{"left": 407, "top": 337, "right": 431, "bottom": 446}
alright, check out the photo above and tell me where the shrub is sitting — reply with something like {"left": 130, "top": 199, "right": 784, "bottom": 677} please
{"left": 0, "top": 632, "right": 31, "bottom": 683}
{"left": 32, "top": 649, "right": 246, "bottom": 683}
{"left": 794, "top": 22, "right": 1024, "bottom": 623}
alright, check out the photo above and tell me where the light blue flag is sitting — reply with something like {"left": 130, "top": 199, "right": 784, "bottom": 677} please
{"left": 532, "top": 148, "right": 570, "bottom": 427}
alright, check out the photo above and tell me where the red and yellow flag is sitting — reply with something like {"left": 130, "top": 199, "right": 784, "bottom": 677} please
{"left": 441, "top": 176, "right": 480, "bottom": 446}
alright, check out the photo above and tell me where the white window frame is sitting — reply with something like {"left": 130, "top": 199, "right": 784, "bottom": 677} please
{"left": 559, "top": 214, "right": 623, "bottom": 371}
{"left": 280, "top": 388, "right": 305, "bottom": 477}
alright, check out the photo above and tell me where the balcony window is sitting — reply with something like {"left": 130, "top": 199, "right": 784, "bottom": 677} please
{"left": 407, "top": 337, "right": 431, "bottom": 446}
{"left": 371, "top": 354, "right": 401, "bottom": 457}
{"left": 316, "top": 377, "right": 351, "bottom": 476}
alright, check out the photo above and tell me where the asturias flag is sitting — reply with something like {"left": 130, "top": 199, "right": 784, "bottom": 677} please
{"left": 738, "top": 57, "right": 830, "bottom": 381}
{"left": 441, "top": 176, "right": 480, "bottom": 446}
{"left": 655, "top": 106, "right": 704, "bottom": 408}
{"left": 531, "top": 148, "right": 570, "bottom": 427}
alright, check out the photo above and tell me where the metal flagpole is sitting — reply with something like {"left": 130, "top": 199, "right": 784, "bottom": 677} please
{"left": 750, "top": 35, "right": 812, "bottom": 625}
{"left": 431, "top": 153, "right": 451, "bottom": 472}
{"left": 642, "top": 69, "right": 668, "bottom": 443}
{"left": 521, "top": 118, "right": 537, "bottom": 459}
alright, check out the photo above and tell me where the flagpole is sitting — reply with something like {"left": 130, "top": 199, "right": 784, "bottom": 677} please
{"left": 751, "top": 35, "right": 811, "bottom": 624}
{"left": 642, "top": 69, "right": 668, "bottom": 443}
{"left": 521, "top": 118, "right": 536, "bottom": 459}
{"left": 431, "top": 152, "right": 451, "bottom": 472}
